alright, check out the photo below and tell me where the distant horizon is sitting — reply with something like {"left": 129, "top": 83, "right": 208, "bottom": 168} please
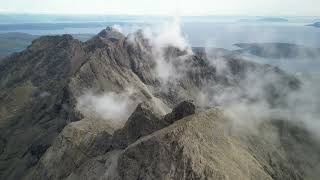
{"left": 1, "top": 0, "right": 320, "bottom": 17}
{"left": 0, "top": 12, "right": 320, "bottom": 18}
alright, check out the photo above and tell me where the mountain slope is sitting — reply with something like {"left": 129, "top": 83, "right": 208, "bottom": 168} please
{"left": 0, "top": 32, "right": 94, "bottom": 58}
{"left": 0, "top": 27, "right": 315, "bottom": 180}
{"left": 25, "top": 103, "right": 320, "bottom": 180}
{"left": 0, "top": 34, "right": 88, "bottom": 179}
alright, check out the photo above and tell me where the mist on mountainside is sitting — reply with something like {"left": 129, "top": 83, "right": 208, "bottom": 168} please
{"left": 1, "top": 8, "right": 320, "bottom": 180}
{"left": 78, "top": 20, "right": 320, "bottom": 139}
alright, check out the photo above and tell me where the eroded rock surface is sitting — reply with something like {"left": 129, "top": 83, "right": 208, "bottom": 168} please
{"left": 0, "top": 26, "right": 315, "bottom": 180}
{"left": 26, "top": 103, "right": 320, "bottom": 180}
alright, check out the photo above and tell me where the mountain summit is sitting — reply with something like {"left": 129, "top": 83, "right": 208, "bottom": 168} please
{"left": 0, "top": 27, "right": 318, "bottom": 180}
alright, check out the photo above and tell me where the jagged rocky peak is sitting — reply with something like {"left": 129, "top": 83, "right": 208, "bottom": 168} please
{"left": 85, "top": 26, "right": 126, "bottom": 50}
{"left": 95, "top": 26, "right": 125, "bottom": 42}
{"left": 24, "top": 101, "right": 198, "bottom": 179}
{"left": 163, "top": 100, "right": 196, "bottom": 124}
{"left": 0, "top": 25, "right": 318, "bottom": 180}
{"left": 0, "top": 34, "right": 87, "bottom": 89}
{"left": 125, "top": 29, "right": 146, "bottom": 41}
{"left": 113, "top": 100, "right": 196, "bottom": 148}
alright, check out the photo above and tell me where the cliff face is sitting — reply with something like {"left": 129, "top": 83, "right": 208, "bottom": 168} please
{"left": 0, "top": 27, "right": 316, "bottom": 180}
{"left": 23, "top": 104, "right": 320, "bottom": 180}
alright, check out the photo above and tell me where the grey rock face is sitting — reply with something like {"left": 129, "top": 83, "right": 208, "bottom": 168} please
{"left": 45, "top": 106, "right": 317, "bottom": 180}
{"left": 24, "top": 101, "right": 320, "bottom": 180}
{"left": 163, "top": 100, "right": 196, "bottom": 124}
{"left": 0, "top": 35, "right": 86, "bottom": 180}
{"left": 113, "top": 100, "right": 196, "bottom": 149}
{"left": 117, "top": 108, "right": 273, "bottom": 180}
{"left": 112, "top": 102, "right": 167, "bottom": 149}
{"left": 25, "top": 101, "right": 197, "bottom": 180}
{"left": 0, "top": 26, "right": 314, "bottom": 180}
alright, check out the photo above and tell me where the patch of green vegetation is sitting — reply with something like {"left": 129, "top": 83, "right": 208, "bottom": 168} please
{"left": 0, "top": 81, "right": 36, "bottom": 124}
{"left": 12, "top": 81, "right": 36, "bottom": 105}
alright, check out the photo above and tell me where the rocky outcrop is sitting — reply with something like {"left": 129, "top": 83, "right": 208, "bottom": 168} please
{"left": 25, "top": 101, "right": 196, "bottom": 180}
{"left": 0, "top": 34, "right": 86, "bottom": 180}
{"left": 24, "top": 118, "right": 114, "bottom": 180}
{"left": 116, "top": 108, "right": 274, "bottom": 180}
{"left": 0, "top": 27, "right": 175, "bottom": 179}
{"left": 0, "top": 26, "right": 307, "bottom": 180}
{"left": 112, "top": 103, "right": 167, "bottom": 149}
{"left": 116, "top": 107, "right": 317, "bottom": 180}
{"left": 25, "top": 102, "right": 320, "bottom": 180}
{"left": 163, "top": 100, "right": 196, "bottom": 124}
{"left": 113, "top": 100, "right": 196, "bottom": 149}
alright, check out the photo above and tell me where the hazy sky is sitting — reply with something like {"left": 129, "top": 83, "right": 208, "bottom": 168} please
{"left": 0, "top": 0, "right": 319, "bottom": 16}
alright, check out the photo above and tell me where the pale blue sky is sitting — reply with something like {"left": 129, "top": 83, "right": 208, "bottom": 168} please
{"left": 0, "top": 0, "right": 319, "bottom": 16}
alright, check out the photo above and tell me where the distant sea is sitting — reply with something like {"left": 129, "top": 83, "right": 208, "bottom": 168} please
{"left": 0, "top": 14, "right": 320, "bottom": 75}
{"left": 0, "top": 14, "right": 319, "bottom": 48}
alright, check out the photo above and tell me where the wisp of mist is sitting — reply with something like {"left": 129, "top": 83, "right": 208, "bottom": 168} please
{"left": 76, "top": 18, "right": 320, "bottom": 140}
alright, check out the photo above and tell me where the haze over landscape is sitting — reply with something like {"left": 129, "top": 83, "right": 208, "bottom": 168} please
{"left": 1, "top": 0, "right": 320, "bottom": 15}
{"left": 0, "top": 1, "right": 320, "bottom": 180}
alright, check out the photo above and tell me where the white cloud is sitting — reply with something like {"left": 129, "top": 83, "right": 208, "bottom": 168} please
{"left": 112, "top": 24, "right": 123, "bottom": 33}
{"left": 139, "top": 18, "right": 192, "bottom": 82}
{"left": 76, "top": 89, "right": 137, "bottom": 128}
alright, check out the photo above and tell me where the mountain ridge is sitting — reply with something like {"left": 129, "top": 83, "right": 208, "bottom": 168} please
{"left": 0, "top": 27, "right": 318, "bottom": 180}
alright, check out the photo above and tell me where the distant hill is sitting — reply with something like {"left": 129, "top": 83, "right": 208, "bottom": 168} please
{"left": 258, "top": 17, "right": 288, "bottom": 22}
{"left": 307, "top": 22, "right": 320, "bottom": 28}
{"left": 0, "top": 32, "right": 94, "bottom": 57}
{"left": 234, "top": 43, "right": 320, "bottom": 59}
{"left": 239, "top": 17, "right": 288, "bottom": 23}
{"left": 0, "top": 32, "right": 38, "bottom": 57}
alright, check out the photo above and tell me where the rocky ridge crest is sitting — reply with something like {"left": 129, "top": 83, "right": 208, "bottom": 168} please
{"left": 0, "top": 27, "right": 317, "bottom": 180}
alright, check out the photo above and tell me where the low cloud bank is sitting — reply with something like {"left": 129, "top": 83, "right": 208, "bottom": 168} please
{"left": 76, "top": 89, "right": 137, "bottom": 128}
{"left": 77, "top": 19, "right": 320, "bottom": 139}
{"left": 203, "top": 48, "right": 320, "bottom": 138}
{"left": 141, "top": 18, "right": 193, "bottom": 82}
